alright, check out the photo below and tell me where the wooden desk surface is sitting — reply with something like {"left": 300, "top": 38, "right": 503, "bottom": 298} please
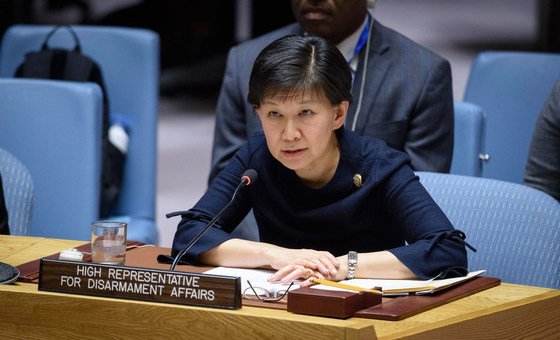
{"left": 1, "top": 235, "right": 559, "bottom": 339}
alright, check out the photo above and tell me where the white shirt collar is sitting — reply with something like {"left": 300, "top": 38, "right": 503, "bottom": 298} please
{"left": 336, "top": 15, "right": 369, "bottom": 72}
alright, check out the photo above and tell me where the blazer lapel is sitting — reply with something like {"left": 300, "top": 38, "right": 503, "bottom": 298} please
{"left": 347, "top": 20, "right": 392, "bottom": 133}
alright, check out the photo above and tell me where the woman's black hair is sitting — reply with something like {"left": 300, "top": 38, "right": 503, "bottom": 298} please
{"left": 247, "top": 35, "right": 353, "bottom": 108}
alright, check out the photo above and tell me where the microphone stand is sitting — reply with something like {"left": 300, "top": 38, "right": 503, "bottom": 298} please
{"left": 170, "top": 178, "right": 249, "bottom": 270}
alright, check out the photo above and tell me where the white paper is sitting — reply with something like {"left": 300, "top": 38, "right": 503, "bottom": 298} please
{"left": 311, "top": 269, "right": 486, "bottom": 295}
{"left": 204, "top": 267, "right": 300, "bottom": 296}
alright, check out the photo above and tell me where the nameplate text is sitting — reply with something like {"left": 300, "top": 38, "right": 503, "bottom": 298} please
{"left": 39, "top": 259, "right": 241, "bottom": 309}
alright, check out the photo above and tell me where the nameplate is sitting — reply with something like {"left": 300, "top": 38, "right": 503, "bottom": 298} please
{"left": 38, "top": 259, "right": 241, "bottom": 309}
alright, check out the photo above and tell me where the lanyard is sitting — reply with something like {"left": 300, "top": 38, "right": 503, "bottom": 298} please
{"left": 348, "top": 14, "right": 371, "bottom": 65}
{"left": 350, "top": 14, "right": 373, "bottom": 132}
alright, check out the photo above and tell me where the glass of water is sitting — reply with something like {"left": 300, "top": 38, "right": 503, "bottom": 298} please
{"left": 91, "top": 221, "right": 127, "bottom": 265}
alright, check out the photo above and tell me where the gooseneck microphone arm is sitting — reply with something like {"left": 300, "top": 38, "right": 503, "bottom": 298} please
{"left": 169, "top": 169, "right": 258, "bottom": 270}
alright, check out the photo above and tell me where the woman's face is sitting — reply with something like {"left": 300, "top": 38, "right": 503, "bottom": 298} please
{"left": 256, "top": 93, "right": 348, "bottom": 183}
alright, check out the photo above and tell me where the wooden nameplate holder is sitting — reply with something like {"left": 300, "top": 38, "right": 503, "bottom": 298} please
{"left": 39, "top": 258, "right": 242, "bottom": 310}
{"left": 288, "top": 287, "right": 382, "bottom": 319}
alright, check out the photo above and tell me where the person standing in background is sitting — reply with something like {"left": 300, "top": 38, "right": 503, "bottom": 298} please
{"left": 524, "top": 78, "right": 560, "bottom": 201}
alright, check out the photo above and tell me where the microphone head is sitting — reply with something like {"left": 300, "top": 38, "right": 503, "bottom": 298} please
{"left": 241, "top": 169, "right": 258, "bottom": 186}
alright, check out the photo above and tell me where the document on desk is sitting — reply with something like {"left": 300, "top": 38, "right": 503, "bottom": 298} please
{"left": 204, "top": 267, "right": 300, "bottom": 296}
{"left": 311, "top": 270, "right": 486, "bottom": 296}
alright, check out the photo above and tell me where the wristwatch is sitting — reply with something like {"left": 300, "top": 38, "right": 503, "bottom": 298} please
{"left": 347, "top": 251, "right": 357, "bottom": 279}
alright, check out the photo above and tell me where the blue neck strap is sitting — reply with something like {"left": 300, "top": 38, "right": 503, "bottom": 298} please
{"left": 350, "top": 14, "right": 371, "bottom": 63}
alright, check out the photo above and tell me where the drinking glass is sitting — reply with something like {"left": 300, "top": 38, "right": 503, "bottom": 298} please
{"left": 91, "top": 221, "right": 127, "bottom": 265}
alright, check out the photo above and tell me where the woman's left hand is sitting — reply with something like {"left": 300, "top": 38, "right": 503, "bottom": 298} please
{"left": 269, "top": 264, "right": 324, "bottom": 284}
{"left": 298, "top": 255, "right": 349, "bottom": 286}
{"left": 270, "top": 255, "right": 348, "bottom": 284}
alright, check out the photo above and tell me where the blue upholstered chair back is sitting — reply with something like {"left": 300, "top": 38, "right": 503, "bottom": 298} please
{"left": 0, "top": 79, "right": 102, "bottom": 240}
{"left": 451, "top": 101, "right": 485, "bottom": 177}
{"left": 0, "top": 25, "right": 160, "bottom": 244}
{"left": 0, "top": 147, "right": 34, "bottom": 235}
{"left": 464, "top": 51, "right": 560, "bottom": 183}
{"left": 417, "top": 171, "right": 560, "bottom": 289}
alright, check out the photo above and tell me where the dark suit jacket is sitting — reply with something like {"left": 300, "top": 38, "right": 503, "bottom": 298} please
{"left": 0, "top": 172, "right": 9, "bottom": 235}
{"left": 524, "top": 78, "right": 560, "bottom": 201}
{"left": 209, "top": 20, "right": 454, "bottom": 182}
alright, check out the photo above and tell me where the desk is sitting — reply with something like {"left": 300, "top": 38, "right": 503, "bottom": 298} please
{"left": 1, "top": 235, "right": 559, "bottom": 339}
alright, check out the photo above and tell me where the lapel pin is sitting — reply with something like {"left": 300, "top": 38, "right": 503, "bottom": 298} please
{"left": 353, "top": 174, "right": 362, "bottom": 188}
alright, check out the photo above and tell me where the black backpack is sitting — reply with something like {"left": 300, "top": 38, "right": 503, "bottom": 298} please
{"left": 15, "top": 25, "right": 125, "bottom": 217}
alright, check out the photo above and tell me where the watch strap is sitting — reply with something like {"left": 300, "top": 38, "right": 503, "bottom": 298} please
{"left": 347, "top": 251, "right": 357, "bottom": 279}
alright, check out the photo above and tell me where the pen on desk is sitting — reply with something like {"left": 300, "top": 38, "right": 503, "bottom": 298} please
{"left": 310, "top": 278, "right": 383, "bottom": 295}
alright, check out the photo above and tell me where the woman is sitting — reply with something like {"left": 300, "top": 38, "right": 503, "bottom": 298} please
{"left": 171, "top": 35, "right": 472, "bottom": 284}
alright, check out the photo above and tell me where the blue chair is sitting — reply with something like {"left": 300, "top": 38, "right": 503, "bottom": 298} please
{"left": 0, "top": 79, "right": 102, "bottom": 240}
{"left": 464, "top": 51, "right": 560, "bottom": 183}
{"left": 0, "top": 147, "right": 34, "bottom": 236}
{"left": 451, "top": 101, "right": 486, "bottom": 177}
{"left": 0, "top": 25, "right": 160, "bottom": 244}
{"left": 416, "top": 171, "right": 560, "bottom": 289}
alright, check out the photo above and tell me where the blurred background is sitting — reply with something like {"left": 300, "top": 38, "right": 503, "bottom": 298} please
{"left": 0, "top": 0, "right": 558, "bottom": 246}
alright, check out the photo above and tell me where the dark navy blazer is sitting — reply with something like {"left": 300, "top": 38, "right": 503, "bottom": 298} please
{"left": 174, "top": 129, "right": 467, "bottom": 279}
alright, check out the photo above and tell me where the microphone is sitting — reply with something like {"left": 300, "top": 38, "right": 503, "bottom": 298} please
{"left": 240, "top": 168, "right": 257, "bottom": 186}
{"left": 169, "top": 169, "right": 258, "bottom": 270}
